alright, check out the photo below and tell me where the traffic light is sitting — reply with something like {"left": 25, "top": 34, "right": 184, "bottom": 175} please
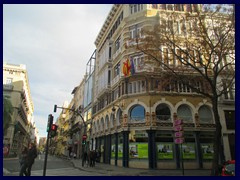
{"left": 47, "top": 114, "right": 53, "bottom": 132}
{"left": 82, "top": 135, "right": 87, "bottom": 145}
{"left": 49, "top": 124, "right": 58, "bottom": 138}
{"left": 54, "top": 105, "right": 57, "bottom": 112}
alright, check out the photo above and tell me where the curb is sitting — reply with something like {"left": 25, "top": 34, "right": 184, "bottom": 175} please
{"left": 3, "top": 168, "right": 10, "bottom": 175}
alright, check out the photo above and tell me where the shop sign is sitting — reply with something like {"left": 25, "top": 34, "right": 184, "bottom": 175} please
{"left": 175, "top": 131, "right": 184, "bottom": 138}
{"left": 174, "top": 125, "right": 183, "bottom": 131}
{"left": 174, "top": 138, "right": 184, "bottom": 144}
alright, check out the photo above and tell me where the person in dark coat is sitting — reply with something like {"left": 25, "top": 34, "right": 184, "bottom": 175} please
{"left": 92, "top": 150, "right": 96, "bottom": 167}
{"left": 26, "top": 143, "right": 37, "bottom": 176}
{"left": 19, "top": 147, "right": 28, "bottom": 176}
{"left": 19, "top": 143, "right": 37, "bottom": 176}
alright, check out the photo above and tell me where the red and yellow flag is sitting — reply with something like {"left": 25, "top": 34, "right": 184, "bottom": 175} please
{"left": 122, "top": 58, "right": 131, "bottom": 77}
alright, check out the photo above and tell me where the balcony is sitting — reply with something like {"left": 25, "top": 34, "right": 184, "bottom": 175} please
{"left": 112, "top": 47, "right": 122, "bottom": 59}
{"left": 3, "top": 84, "right": 14, "bottom": 90}
{"left": 111, "top": 75, "right": 120, "bottom": 87}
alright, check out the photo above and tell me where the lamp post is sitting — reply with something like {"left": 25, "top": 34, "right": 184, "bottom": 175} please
{"left": 53, "top": 105, "right": 87, "bottom": 161}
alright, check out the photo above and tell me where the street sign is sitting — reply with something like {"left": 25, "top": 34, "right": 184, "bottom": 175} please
{"left": 175, "top": 131, "right": 184, "bottom": 138}
{"left": 174, "top": 138, "right": 184, "bottom": 144}
{"left": 82, "top": 135, "right": 87, "bottom": 140}
{"left": 174, "top": 119, "right": 183, "bottom": 126}
{"left": 174, "top": 125, "right": 183, "bottom": 131}
{"left": 3, "top": 146, "right": 9, "bottom": 155}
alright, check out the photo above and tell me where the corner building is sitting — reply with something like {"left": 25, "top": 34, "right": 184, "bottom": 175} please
{"left": 92, "top": 4, "right": 216, "bottom": 170}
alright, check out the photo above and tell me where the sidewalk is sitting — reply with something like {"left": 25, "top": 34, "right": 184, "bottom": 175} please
{"left": 70, "top": 159, "right": 212, "bottom": 176}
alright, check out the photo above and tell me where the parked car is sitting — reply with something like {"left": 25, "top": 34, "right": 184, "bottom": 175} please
{"left": 221, "top": 160, "right": 235, "bottom": 176}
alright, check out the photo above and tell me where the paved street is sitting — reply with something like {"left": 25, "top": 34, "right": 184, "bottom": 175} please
{"left": 4, "top": 167, "right": 102, "bottom": 176}
{"left": 3, "top": 155, "right": 212, "bottom": 176}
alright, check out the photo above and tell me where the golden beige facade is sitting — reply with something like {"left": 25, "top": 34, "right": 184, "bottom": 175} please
{"left": 89, "top": 4, "right": 234, "bottom": 169}
{"left": 3, "top": 63, "right": 34, "bottom": 155}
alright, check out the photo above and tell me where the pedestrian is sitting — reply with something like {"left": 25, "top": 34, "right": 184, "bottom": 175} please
{"left": 89, "top": 151, "right": 93, "bottom": 167}
{"left": 96, "top": 149, "right": 100, "bottom": 163}
{"left": 27, "top": 143, "right": 38, "bottom": 176}
{"left": 92, "top": 150, "right": 96, "bottom": 167}
{"left": 19, "top": 147, "right": 28, "bottom": 176}
{"left": 68, "top": 146, "right": 72, "bottom": 159}
{"left": 82, "top": 151, "right": 89, "bottom": 167}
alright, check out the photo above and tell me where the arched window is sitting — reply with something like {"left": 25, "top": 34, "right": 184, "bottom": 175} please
{"left": 101, "top": 118, "right": 104, "bottom": 131}
{"left": 130, "top": 105, "right": 145, "bottom": 121}
{"left": 177, "top": 104, "right": 192, "bottom": 122}
{"left": 92, "top": 122, "right": 95, "bottom": 133}
{"left": 156, "top": 104, "right": 171, "bottom": 121}
{"left": 105, "top": 115, "right": 109, "bottom": 130}
{"left": 198, "top": 106, "right": 213, "bottom": 123}
{"left": 110, "top": 113, "right": 114, "bottom": 128}
{"left": 116, "top": 109, "right": 122, "bottom": 126}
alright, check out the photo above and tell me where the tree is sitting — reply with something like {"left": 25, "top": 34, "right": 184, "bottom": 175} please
{"left": 135, "top": 4, "right": 235, "bottom": 176}
{"left": 3, "top": 96, "right": 13, "bottom": 135}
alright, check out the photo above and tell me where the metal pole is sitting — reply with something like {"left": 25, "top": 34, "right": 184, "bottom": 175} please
{"left": 181, "top": 143, "right": 184, "bottom": 176}
{"left": 43, "top": 131, "right": 50, "bottom": 176}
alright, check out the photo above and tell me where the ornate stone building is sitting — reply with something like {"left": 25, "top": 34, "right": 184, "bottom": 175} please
{"left": 89, "top": 4, "right": 234, "bottom": 170}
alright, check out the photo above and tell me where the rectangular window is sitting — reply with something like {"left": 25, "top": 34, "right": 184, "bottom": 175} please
{"left": 163, "top": 48, "right": 169, "bottom": 65}
{"left": 157, "top": 143, "right": 174, "bottom": 160}
{"left": 129, "top": 25, "right": 142, "bottom": 39}
{"left": 130, "top": 4, "right": 143, "bottom": 14}
{"left": 115, "top": 36, "right": 121, "bottom": 51}
{"left": 6, "top": 78, "right": 13, "bottom": 84}
{"left": 161, "top": 4, "right": 166, "bottom": 10}
{"left": 114, "top": 63, "right": 120, "bottom": 77}
{"left": 128, "top": 83, "right": 132, "bottom": 94}
{"left": 152, "top": 4, "right": 158, "bottom": 9}
{"left": 201, "top": 144, "right": 214, "bottom": 159}
{"left": 224, "top": 110, "right": 235, "bottom": 130}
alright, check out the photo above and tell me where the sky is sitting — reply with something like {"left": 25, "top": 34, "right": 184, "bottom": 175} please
{"left": 3, "top": 4, "right": 113, "bottom": 138}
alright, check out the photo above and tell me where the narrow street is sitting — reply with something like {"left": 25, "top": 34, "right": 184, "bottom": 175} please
{"left": 3, "top": 154, "right": 212, "bottom": 176}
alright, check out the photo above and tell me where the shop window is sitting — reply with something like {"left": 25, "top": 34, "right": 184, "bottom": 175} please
{"left": 111, "top": 136, "right": 115, "bottom": 159}
{"left": 181, "top": 143, "right": 196, "bottom": 159}
{"left": 129, "top": 130, "right": 148, "bottom": 159}
{"left": 201, "top": 144, "right": 214, "bottom": 160}
{"left": 118, "top": 134, "right": 123, "bottom": 158}
{"left": 156, "top": 143, "right": 174, "bottom": 159}
{"left": 156, "top": 132, "right": 174, "bottom": 160}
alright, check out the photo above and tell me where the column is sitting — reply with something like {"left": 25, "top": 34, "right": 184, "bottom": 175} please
{"left": 147, "top": 130, "right": 157, "bottom": 169}
{"left": 115, "top": 132, "right": 118, "bottom": 166}
{"left": 103, "top": 136, "right": 107, "bottom": 163}
{"left": 175, "top": 144, "right": 181, "bottom": 168}
{"left": 195, "top": 131, "right": 203, "bottom": 168}
{"left": 107, "top": 134, "right": 111, "bottom": 164}
{"left": 122, "top": 131, "right": 129, "bottom": 167}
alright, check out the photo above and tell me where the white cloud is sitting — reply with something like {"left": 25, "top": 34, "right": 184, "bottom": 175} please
{"left": 3, "top": 4, "right": 113, "bottom": 137}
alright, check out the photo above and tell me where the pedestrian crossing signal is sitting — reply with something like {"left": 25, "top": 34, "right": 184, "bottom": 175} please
{"left": 49, "top": 124, "right": 58, "bottom": 138}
